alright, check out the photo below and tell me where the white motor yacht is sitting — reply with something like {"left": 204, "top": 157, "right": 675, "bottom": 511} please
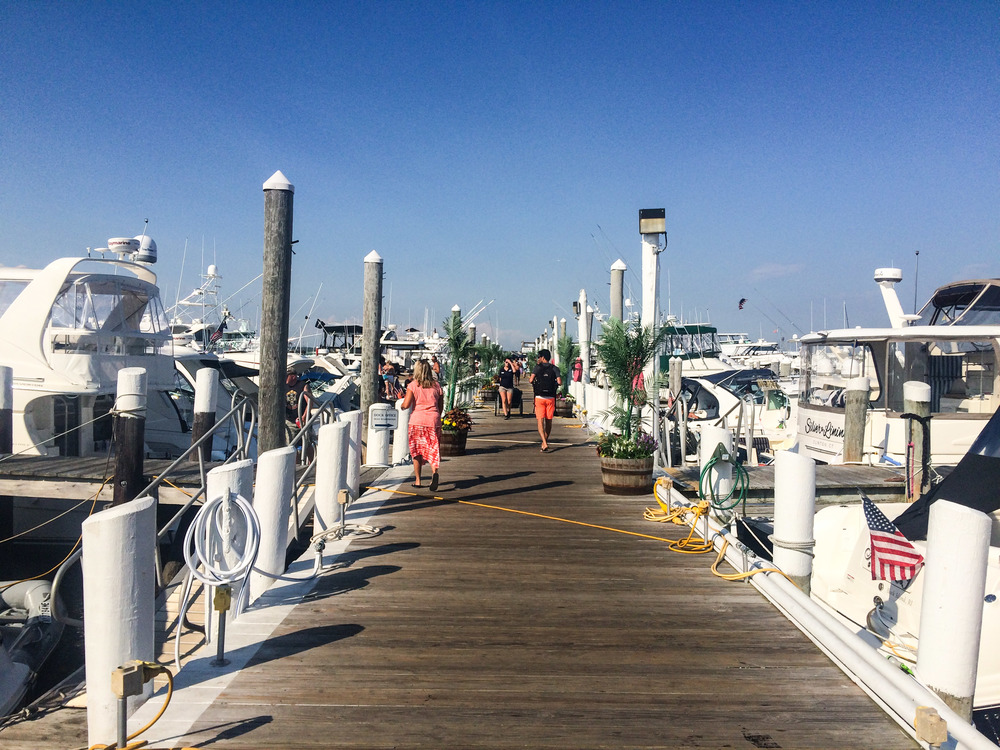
{"left": 796, "top": 269, "right": 1000, "bottom": 465}
{"left": 0, "top": 237, "right": 190, "bottom": 457}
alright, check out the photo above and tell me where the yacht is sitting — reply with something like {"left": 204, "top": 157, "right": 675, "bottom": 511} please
{"left": 0, "top": 237, "right": 190, "bottom": 457}
{"left": 796, "top": 269, "right": 1000, "bottom": 465}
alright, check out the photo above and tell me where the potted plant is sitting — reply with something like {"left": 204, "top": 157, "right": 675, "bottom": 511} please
{"left": 555, "top": 392, "right": 576, "bottom": 418}
{"left": 555, "top": 336, "right": 580, "bottom": 417}
{"left": 440, "top": 406, "right": 474, "bottom": 456}
{"left": 591, "top": 318, "right": 669, "bottom": 494}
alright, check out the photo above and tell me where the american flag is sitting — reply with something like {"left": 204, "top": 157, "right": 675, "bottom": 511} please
{"left": 209, "top": 318, "right": 227, "bottom": 343}
{"left": 862, "top": 493, "right": 924, "bottom": 582}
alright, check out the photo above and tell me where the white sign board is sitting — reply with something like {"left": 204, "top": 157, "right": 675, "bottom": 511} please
{"left": 370, "top": 404, "right": 398, "bottom": 431}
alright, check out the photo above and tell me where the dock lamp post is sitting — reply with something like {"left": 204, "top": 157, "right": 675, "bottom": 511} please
{"left": 640, "top": 208, "right": 666, "bottom": 468}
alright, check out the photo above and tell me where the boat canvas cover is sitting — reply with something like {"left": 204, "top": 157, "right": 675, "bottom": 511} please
{"left": 894, "top": 405, "right": 1000, "bottom": 540}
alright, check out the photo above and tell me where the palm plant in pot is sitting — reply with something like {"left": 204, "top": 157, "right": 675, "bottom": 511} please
{"left": 440, "top": 312, "right": 476, "bottom": 455}
{"left": 555, "top": 335, "right": 580, "bottom": 417}
{"left": 591, "top": 318, "right": 669, "bottom": 494}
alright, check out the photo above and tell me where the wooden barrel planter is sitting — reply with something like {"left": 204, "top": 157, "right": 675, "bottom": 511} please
{"left": 554, "top": 400, "right": 574, "bottom": 418}
{"left": 439, "top": 429, "right": 469, "bottom": 456}
{"left": 600, "top": 456, "right": 654, "bottom": 495}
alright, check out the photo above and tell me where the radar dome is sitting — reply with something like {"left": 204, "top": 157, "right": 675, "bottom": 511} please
{"left": 134, "top": 235, "right": 157, "bottom": 264}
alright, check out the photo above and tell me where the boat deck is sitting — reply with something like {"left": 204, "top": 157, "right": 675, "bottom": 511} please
{"left": 0, "top": 403, "right": 916, "bottom": 748}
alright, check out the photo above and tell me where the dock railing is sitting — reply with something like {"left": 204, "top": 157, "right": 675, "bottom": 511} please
{"left": 49, "top": 394, "right": 340, "bottom": 630}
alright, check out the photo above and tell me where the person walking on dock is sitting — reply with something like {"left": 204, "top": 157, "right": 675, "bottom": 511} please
{"left": 497, "top": 358, "right": 516, "bottom": 419}
{"left": 529, "top": 349, "right": 561, "bottom": 452}
{"left": 401, "top": 359, "right": 444, "bottom": 490}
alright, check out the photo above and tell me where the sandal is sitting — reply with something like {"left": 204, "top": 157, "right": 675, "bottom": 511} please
{"left": 429, "top": 472, "right": 439, "bottom": 491}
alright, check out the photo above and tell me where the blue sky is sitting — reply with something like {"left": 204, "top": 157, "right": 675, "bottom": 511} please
{"left": 2, "top": 2, "right": 997, "bottom": 350}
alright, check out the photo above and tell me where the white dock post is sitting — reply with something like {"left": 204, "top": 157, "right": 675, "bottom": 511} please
{"left": 340, "top": 409, "right": 363, "bottom": 500}
{"left": 365, "top": 403, "right": 392, "bottom": 467}
{"left": 700, "top": 425, "right": 734, "bottom": 501}
{"left": 392, "top": 400, "right": 411, "bottom": 465}
{"left": 771, "top": 450, "right": 817, "bottom": 594}
{"left": 249, "top": 446, "right": 295, "bottom": 605}
{"left": 610, "top": 259, "right": 626, "bottom": 322}
{"left": 191, "top": 367, "right": 219, "bottom": 462}
{"left": 83, "top": 495, "right": 156, "bottom": 748}
{"left": 842, "top": 377, "right": 869, "bottom": 464}
{"left": 0, "top": 366, "right": 12, "bottom": 456}
{"left": 315, "top": 422, "right": 350, "bottom": 534}
{"left": 205, "top": 459, "right": 254, "bottom": 625}
{"left": 916, "top": 499, "right": 991, "bottom": 721}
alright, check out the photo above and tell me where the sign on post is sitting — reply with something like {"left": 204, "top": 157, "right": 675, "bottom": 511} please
{"left": 370, "top": 403, "right": 398, "bottom": 431}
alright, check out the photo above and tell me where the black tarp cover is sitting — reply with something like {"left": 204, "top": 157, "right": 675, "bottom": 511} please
{"left": 893, "top": 406, "right": 1000, "bottom": 540}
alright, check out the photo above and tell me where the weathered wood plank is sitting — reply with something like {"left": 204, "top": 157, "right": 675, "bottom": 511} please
{"left": 169, "top": 405, "right": 914, "bottom": 749}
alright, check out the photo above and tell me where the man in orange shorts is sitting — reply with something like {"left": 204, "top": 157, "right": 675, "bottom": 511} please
{"left": 529, "top": 348, "right": 562, "bottom": 452}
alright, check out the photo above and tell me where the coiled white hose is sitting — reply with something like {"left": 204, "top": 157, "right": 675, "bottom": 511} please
{"left": 175, "top": 491, "right": 260, "bottom": 671}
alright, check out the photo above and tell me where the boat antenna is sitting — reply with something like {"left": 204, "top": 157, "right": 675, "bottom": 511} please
{"left": 174, "top": 238, "right": 188, "bottom": 319}
{"left": 913, "top": 250, "right": 920, "bottom": 314}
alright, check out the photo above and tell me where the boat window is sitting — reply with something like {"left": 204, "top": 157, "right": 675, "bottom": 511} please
{"left": 0, "top": 280, "right": 30, "bottom": 319}
{"left": 800, "top": 344, "right": 880, "bottom": 408}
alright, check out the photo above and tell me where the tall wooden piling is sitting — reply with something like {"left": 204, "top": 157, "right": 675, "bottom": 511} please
{"left": 904, "top": 381, "right": 932, "bottom": 502}
{"left": 259, "top": 170, "right": 295, "bottom": 454}
{"left": 361, "top": 251, "right": 383, "bottom": 428}
{"left": 112, "top": 368, "right": 147, "bottom": 507}
{"left": 843, "top": 377, "right": 869, "bottom": 464}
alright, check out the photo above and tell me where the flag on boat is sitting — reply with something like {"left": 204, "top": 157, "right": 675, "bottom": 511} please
{"left": 862, "top": 492, "right": 924, "bottom": 582}
{"left": 738, "top": 298, "right": 747, "bottom": 309}
{"left": 210, "top": 318, "right": 227, "bottom": 343}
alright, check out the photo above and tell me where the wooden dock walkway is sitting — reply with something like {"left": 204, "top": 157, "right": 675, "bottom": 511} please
{"left": 0, "top": 403, "right": 916, "bottom": 749}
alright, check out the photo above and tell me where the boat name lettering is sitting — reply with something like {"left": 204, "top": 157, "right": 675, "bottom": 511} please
{"left": 803, "top": 418, "right": 844, "bottom": 439}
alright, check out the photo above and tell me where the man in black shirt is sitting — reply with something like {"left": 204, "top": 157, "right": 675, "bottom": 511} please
{"left": 529, "top": 349, "right": 562, "bottom": 452}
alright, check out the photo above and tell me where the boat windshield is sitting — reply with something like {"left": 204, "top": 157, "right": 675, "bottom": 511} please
{"left": 50, "top": 275, "right": 169, "bottom": 334}
{"left": 915, "top": 281, "right": 1000, "bottom": 326}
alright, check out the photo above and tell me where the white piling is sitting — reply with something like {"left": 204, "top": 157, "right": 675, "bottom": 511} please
{"left": 772, "top": 450, "right": 817, "bottom": 594}
{"left": 365, "top": 403, "right": 392, "bottom": 467}
{"left": 191, "top": 367, "right": 220, "bottom": 461}
{"left": 610, "top": 259, "right": 626, "bottom": 322}
{"left": 700, "top": 425, "right": 734, "bottom": 501}
{"left": 340, "top": 409, "right": 363, "bottom": 499}
{"left": 83, "top": 495, "right": 156, "bottom": 748}
{"left": 249, "top": 446, "right": 295, "bottom": 605}
{"left": 204, "top": 459, "right": 254, "bottom": 627}
{"left": 315, "top": 422, "right": 350, "bottom": 533}
{"left": 392, "top": 400, "right": 411, "bottom": 464}
{"left": 916, "top": 499, "right": 991, "bottom": 721}
{"left": 0, "top": 365, "right": 12, "bottom": 455}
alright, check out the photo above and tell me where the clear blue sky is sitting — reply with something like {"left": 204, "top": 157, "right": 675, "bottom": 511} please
{"left": 3, "top": 2, "right": 997, "bottom": 350}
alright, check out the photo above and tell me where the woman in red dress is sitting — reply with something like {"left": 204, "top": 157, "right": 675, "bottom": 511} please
{"left": 401, "top": 359, "right": 444, "bottom": 491}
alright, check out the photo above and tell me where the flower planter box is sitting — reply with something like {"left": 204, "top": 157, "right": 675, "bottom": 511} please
{"left": 600, "top": 456, "right": 654, "bottom": 495}
{"left": 440, "top": 429, "right": 469, "bottom": 456}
